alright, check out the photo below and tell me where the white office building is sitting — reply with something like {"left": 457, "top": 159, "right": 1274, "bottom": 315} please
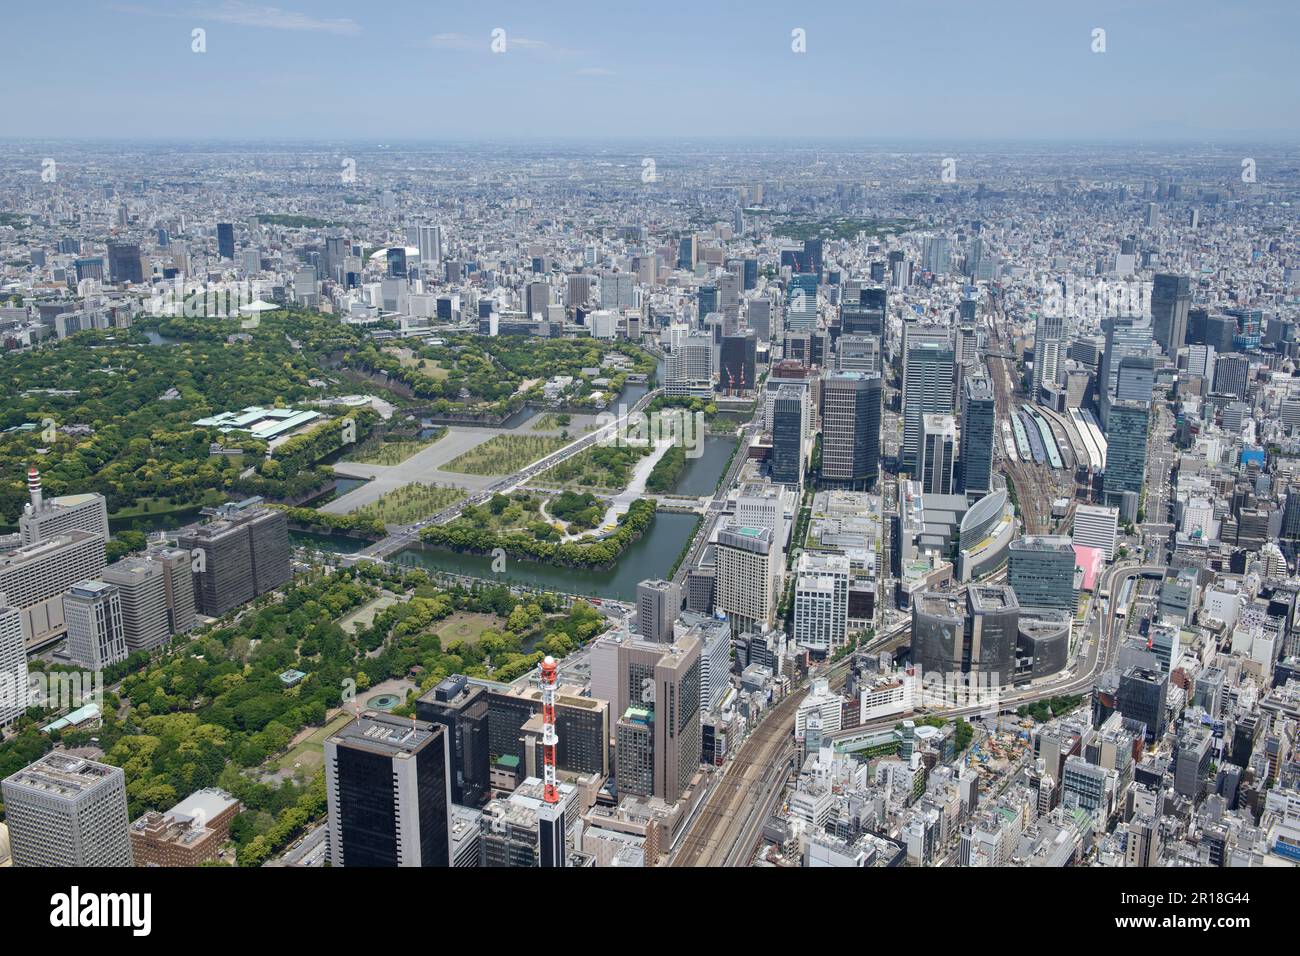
{"left": 2, "top": 753, "right": 133, "bottom": 866}
{"left": 63, "top": 581, "right": 127, "bottom": 670}
{"left": 793, "top": 552, "right": 850, "bottom": 656}
{"left": 1073, "top": 504, "right": 1120, "bottom": 561}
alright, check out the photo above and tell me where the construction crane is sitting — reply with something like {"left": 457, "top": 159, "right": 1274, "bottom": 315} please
{"left": 541, "top": 655, "right": 559, "bottom": 804}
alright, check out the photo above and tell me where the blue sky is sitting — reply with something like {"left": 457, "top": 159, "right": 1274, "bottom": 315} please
{"left": 4, "top": 0, "right": 1297, "bottom": 141}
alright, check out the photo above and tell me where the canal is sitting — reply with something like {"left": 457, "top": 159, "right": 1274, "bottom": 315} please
{"left": 390, "top": 510, "right": 701, "bottom": 601}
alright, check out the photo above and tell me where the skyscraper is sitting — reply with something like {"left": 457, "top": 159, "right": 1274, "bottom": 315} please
{"left": 714, "top": 523, "right": 776, "bottom": 634}
{"left": 1151, "top": 273, "right": 1190, "bottom": 354}
{"left": 920, "top": 414, "right": 958, "bottom": 495}
{"left": 62, "top": 580, "right": 127, "bottom": 670}
{"left": 18, "top": 468, "right": 109, "bottom": 546}
{"left": 416, "top": 223, "right": 444, "bottom": 273}
{"left": 960, "top": 371, "right": 995, "bottom": 498}
{"left": 1103, "top": 399, "right": 1150, "bottom": 512}
{"left": 637, "top": 579, "right": 682, "bottom": 643}
{"left": 1008, "top": 536, "right": 1079, "bottom": 613}
{"left": 820, "top": 371, "right": 881, "bottom": 489}
{"left": 1032, "top": 311, "right": 1064, "bottom": 402}
{"left": 2, "top": 753, "right": 133, "bottom": 866}
{"left": 324, "top": 711, "right": 452, "bottom": 867}
{"left": 0, "top": 603, "right": 28, "bottom": 728}
{"left": 176, "top": 502, "right": 290, "bottom": 617}
{"left": 793, "top": 551, "right": 850, "bottom": 656}
{"left": 770, "top": 384, "right": 806, "bottom": 486}
{"left": 107, "top": 241, "right": 145, "bottom": 284}
{"left": 0, "top": 529, "right": 107, "bottom": 650}
{"left": 216, "top": 222, "right": 235, "bottom": 260}
{"left": 415, "top": 675, "right": 491, "bottom": 809}
{"left": 902, "top": 325, "right": 956, "bottom": 475}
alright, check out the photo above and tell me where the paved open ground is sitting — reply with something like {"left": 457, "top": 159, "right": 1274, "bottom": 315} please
{"left": 324, "top": 419, "right": 545, "bottom": 514}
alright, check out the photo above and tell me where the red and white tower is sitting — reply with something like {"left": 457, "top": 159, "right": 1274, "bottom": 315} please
{"left": 27, "top": 467, "right": 42, "bottom": 512}
{"left": 540, "top": 654, "right": 559, "bottom": 805}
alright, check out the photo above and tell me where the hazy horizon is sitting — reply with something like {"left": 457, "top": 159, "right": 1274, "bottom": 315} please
{"left": 4, "top": 0, "right": 1298, "bottom": 141}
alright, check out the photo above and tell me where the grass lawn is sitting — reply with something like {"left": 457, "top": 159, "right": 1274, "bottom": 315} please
{"left": 384, "top": 346, "right": 449, "bottom": 380}
{"left": 352, "top": 482, "right": 466, "bottom": 524}
{"left": 275, "top": 710, "right": 353, "bottom": 775}
{"left": 444, "top": 434, "right": 569, "bottom": 475}
{"left": 434, "top": 611, "right": 507, "bottom": 646}
{"left": 350, "top": 429, "right": 446, "bottom": 466}
{"left": 540, "top": 443, "right": 649, "bottom": 491}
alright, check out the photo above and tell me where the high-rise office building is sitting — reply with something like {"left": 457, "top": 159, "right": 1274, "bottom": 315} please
{"left": 176, "top": 501, "right": 290, "bottom": 617}
{"left": 912, "top": 586, "right": 1020, "bottom": 686}
{"left": 1032, "top": 311, "right": 1064, "bottom": 402}
{"left": 902, "top": 325, "right": 955, "bottom": 475}
{"left": 0, "top": 529, "right": 106, "bottom": 649}
{"left": 1072, "top": 504, "right": 1119, "bottom": 561}
{"left": 416, "top": 224, "right": 444, "bottom": 272}
{"left": 1099, "top": 316, "right": 1153, "bottom": 428}
{"left": 1103, "top": 399, "right": 1150, "bottom": 510}
{"left": 2, "top": 753, "right": 133, "bottom": 866}
{"left": 786, "top": 273, "right": 818, "bottom": 331}
{"left": 18, "top": 469, "right": 108, "bottom": 546}
{"left": 841, "top": 287, "right": 886, "bottom": 337}
{"left": 324, "top": 711, "right": 452, "bottom": 867}
{"left": 1151, "top": 273, "right": 1190, "bottom": 354}
{"left": 485, "top": 684, "right": 609, "bottom": 778}
{"left": 837, "top": 334, "right": 880, "bottom": 374}
{"left": 770, "top": 384, "right": 806, "bottom": 486}
{"left": 1008, "top": 536, "right": 1078, "bottom": 613}
{"left": 107, "top": 241, "right": 145, "bottom": 285}
{"left": 719, "top": 332, "right": 757, "bottom": 395}
{"left": 0, "top": 603, "right": 28, "bottom": 727}
{"left": 415, "top": 675, "right": 491, "bottom": 809}
{"left": 636, "top": 579, "right": 682, "bottom": 643}
{"left": 1212, "top": 353, "right": 1249, "bottom": 400}
{"left": 1118, "top": 666, "right": 1168, "bottom": 743}
{"left": 610, "top": 632, "right": 701, "bottom": 803}
{"left": 820, "top": 371, "right": 881, "bottom": 489}
{"left": 793, "top": 551, "right": 850, "bottom": 656}
{"left": 216, "top": 222, "right": 235, "bottom": 260}
{"left": 960, "top": 371, "right": 995, "bottom": 497}
{"left": 714, "top": 523, "right": 776, "bottom": 634}
{"left": 100, "top": 549, "right": 193, "bottom": 654}
{"left": 63, "top": 580, "right": 127, "bottom": 670}
{"left": 920, "top": 414, "right": 958, "bottom": 495}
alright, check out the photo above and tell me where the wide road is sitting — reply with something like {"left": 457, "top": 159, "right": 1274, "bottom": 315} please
{"left": 357, "top": 387, "right": 663, "bottom": 559}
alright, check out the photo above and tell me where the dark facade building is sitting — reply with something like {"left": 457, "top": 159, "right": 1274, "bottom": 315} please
{"left": 820, "top": 371, "right": 881, "bottom": 489}
{"left": 416, "top": 676, "right": 491, "bottom": 808}
{"left": 324, "top": 712, "right": 451, "bottom": 867}
{"left": 176, "top": 500, "right": 290, "bottom": 617}
{"left": 485, "top": 686, "right": 610, "bottom": 778}
{"left": 960, "top": 371, "right": 995, "bottom": 497}
{"left": 770, "top": 384, "right": 805, "bottom": 486}
{"left": 719, "top": 332, "right": 757, "bottom": 395}
{"left": 216, "top": 222, "right": 235, "bottom": 260}
{"left": 1118, "top": 666, "right": 1168, "bottom": 743}
{"left": 1103, "top": 399, "right": 1150, "bottom": 509}
{"left": 107, "top": 241, "right": 145, "bottom": 284}
{"left": 1151, "top": 273, "right": 1190, "bottom": 354}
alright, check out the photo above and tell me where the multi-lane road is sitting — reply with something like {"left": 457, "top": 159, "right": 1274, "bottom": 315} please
{"left": 356, "top": 387, "right": 664, "bottom": 560}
